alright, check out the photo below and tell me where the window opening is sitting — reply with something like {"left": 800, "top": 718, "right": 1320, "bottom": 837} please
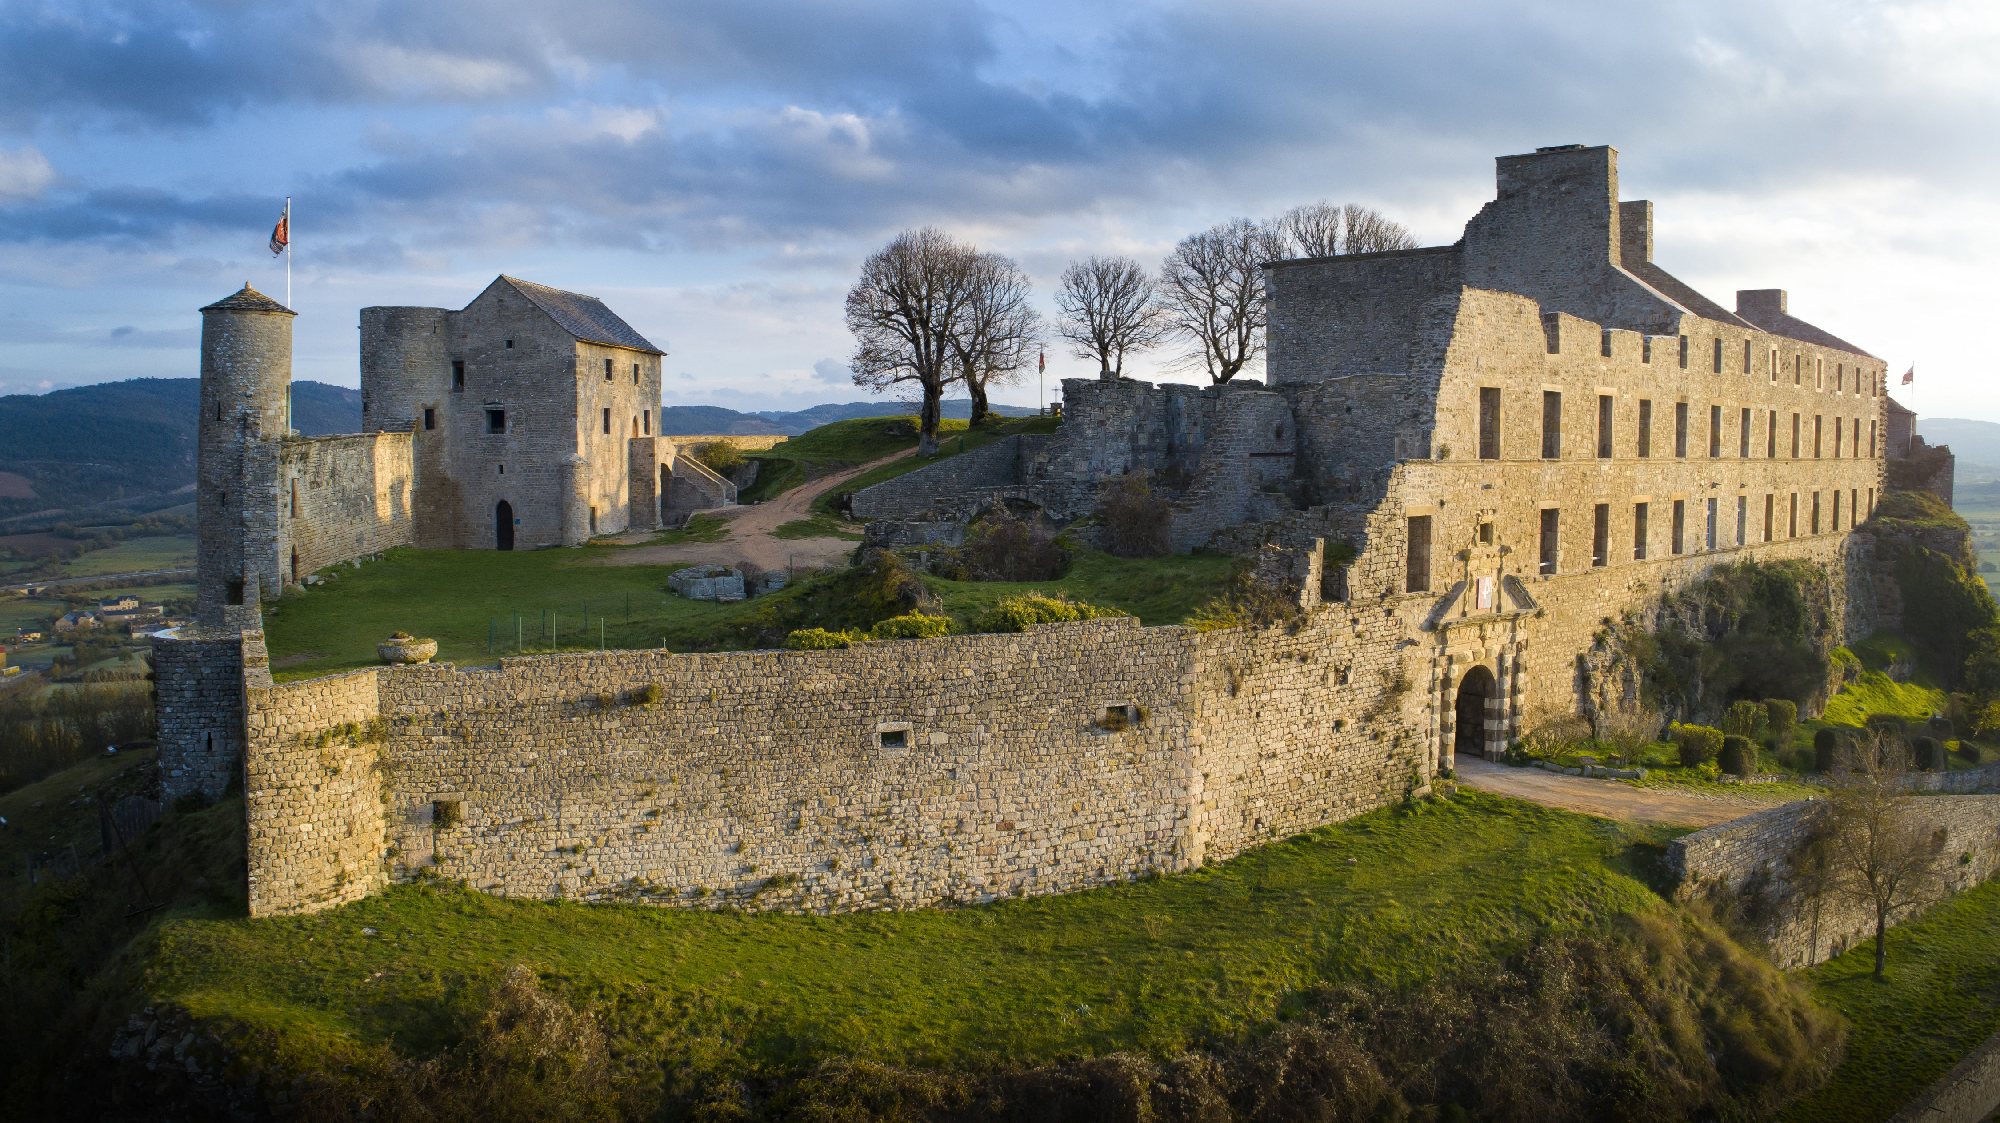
{"left": 1637, "top": 399, "right": 1652, "bottom": 458}
{"left": 1478, "top": 387, "right": 1501, "bottom": 460}
{"left": 1633, "top": 502, "right": 1649, "bottom": 561}
{"left": 1739, "top": 407, "right": 1751, "bottom": 458}
{"left": 604, "top": 358, "right": 613, "bottom": 380}
{"left": 1709, "top": 404, "right": 1721, "bottom": 457}
{"left": 486, "top": 408, "right": 506, "bottom": 434}
{"left": 423, "top": 407, "right": 436, "bottom": 430}
{"left": 877, "top": 725, "right": 910, "bottom": 750}
{"left": 1764, "top": 494, "right": 1775, "bottom": 542}
{"left": 452, "top": 360, "right": 465, "bottom": 389}
{"left": 1705, "top": 498, "right": 1717, "bottom": 551}
{"left": 1672, "top": 500, "right": 1685, "bottom": 555}
{"left": 602, "top": 407, "right": 611, "bottom": 434}
{"left": 1735, "top": 495, "right": 1747, "bottom": 546}
{"left": 1406, "top": 515, "right": 1433, "bottom": 593}
{"left": 1674, "top": 402, "right": 1688, "bottom": 458}
{"left": 1591, "top": 503, "right": 1609, "bottom": 567}
{"left": 1596, "top": 395, "right": 1613, "bottom": 458}
{"left": 1541, "top": 391, "right": 1561, "bottom": 459}
{"left": 1538, "top": 508, "right": 1559, "bottom": 575}
{"left": 1712, "top": 337, "right": 1724, "bottom": 373}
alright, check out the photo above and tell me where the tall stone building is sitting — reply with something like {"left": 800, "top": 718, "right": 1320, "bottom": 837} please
{"left": 858, "top": 143, "right": 1894, "bottom": 759}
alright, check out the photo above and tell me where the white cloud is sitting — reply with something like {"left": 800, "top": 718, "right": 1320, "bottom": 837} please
{"left": 0, "top": 146, "right": 55, "bottom": 201}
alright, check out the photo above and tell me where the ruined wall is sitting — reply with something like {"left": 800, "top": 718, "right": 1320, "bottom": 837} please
{"left": 278, "top": 432, "right": 415, "bottom": 580}
{"left": 849, "top": 435, "right": 1046, "bottom": 520}
{"left": 242, "top": 667, "right": 390, "bottom": 916}
{"left": 1670, "top": 794, "right": 2000, "bottom": 969}
{"left": 1265, "top": 247, "right": 1463, "bottom": 384}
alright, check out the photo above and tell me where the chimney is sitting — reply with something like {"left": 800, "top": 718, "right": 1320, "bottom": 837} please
{"left": 1736, "top": 289, "right": 1787, "bottom": 321}
{"left": 1618, "top": 200, "right": 1652, "bottom": 265}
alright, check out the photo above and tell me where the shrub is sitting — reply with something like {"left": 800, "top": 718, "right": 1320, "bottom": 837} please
{"left": 1720, "top": 735, "right": 1755, "bottom": 778}
{"left": 973, "top": 593, "right": 1122, "bottom": 633}
{"left": 1865, "top": 713, "right": 1907, "bottom": 736}
{"left": 1722, "top": 700, "right": 1767, "bottom": 739}
{"left": 634, "top": 683, "right": 664, "bottom": 707}
{"left": 957, "top": 511, "right": 1069, "bottom": 581}
{"left": 1594, "top": 705, "right": 1664, "bottom": 759}
{"left": 868, "top": 612, "right": 952, "bottom": 640}
{"left": 1670, "top": 722, "right": 1725, "bottom": 769}
{"left": 1519, "top": 714, "right": 1592, "bottom": 760}
{"left": 1187, "top": 573, "right": 1303, "bottom": 633}
{"left": 1098, "top": 475, "right": 1173, "bottom": 558}
{"left": 1955, "top": 739, "right": 1980, "bottom": 763}
{"left": 1812, "top": 728, "right": 1842, "bottom": 773}
{"left": 690, "top": 441, "right": 745, "bottom": 474}
{"left": 1788, "top": 747, "right": 1817, "bottom": 774}
{"left": 1763, "top": 699, "right": 1798, "bottom": 743}
{"left": 783, "top": 628, "right": 861, "bottom": 650}
{"left": 1912, "top": 736, "right": 1943, "bottom": 771}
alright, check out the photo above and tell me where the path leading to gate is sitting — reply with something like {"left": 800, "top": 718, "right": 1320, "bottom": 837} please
{"left": 1455, "top": 756, "right": 1793, "bottom": 828}
{"left": 600, "top": 446, "right": 917, "bottom": 573}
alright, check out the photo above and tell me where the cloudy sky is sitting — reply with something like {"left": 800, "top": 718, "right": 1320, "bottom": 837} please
{"left": 0, "top": 0, "right": 1993, "bottom": 418}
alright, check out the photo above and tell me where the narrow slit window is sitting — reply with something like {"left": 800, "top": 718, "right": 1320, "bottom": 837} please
{"left": 1596, "top": 395, "right": 1613, "bottom": 459}
{"left": 1735, "top": 495, "right": 1747, "bottom": 546}
{"left": 1591, "top": 503, "right": 1609, "bottom": 568}
{"left": 1708, "top": 404, "right": 1721, "bottom": 457}
{"left": 1541, "top": 391, "right": 1562, "bottom": 459}
{"left": 1813, "top": 415, "right": 1823, "bottom": 457}
{"left": 1633, "top": 502, "right": 1649, "bottom": 561}
{"left": 1767, "top": 412, "right": 1777, "bottom": 459}
{"left": 451, "top": 360, "right": 465, "bottom": 390}
{"left": 1791, "top": 413, "right": 1801, "bottom": 458}
{"left": 1739, "top": 407, "right": 1750, "bottom": 458}
{"left": 1764, "top": 494, "right": 1775, "bottom": 542}
{"left": 1789, "top": 493, "right": 1799, "bottom": 537}
{"left": 1674, "top": 402, "right": 1688, "bottom": 458}
{"left": 602, "top": 407, "right": 611, "bottom": 434}
{"left": 1637, "top": 399, "right": 1652, "bottom": 458}
{"left": 604, "top": 357, "right": 613, "bottom": 380}
{"left": 1671, "top": 500, "right": 1685, "bottom": 556}
{"left": 1712, "top": 337, "right": 1724, "bottom": 373}
{"left": 1705, "top": 498, "right": 1717, "bottom": 551}
{"left": 1538, "top": 508, "right": 1559, "bottom": 575}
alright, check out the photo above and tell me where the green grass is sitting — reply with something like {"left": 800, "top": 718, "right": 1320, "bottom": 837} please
{"left": 261, "top": 545, "right": 1244, "bottom": 679}
{"left": 1820, "top": 669, "right": 1946, "bottom": 728}
{"left": 142, "top": 792, "right": 1669, "bottom": 1075}
{"left": 263, "top": 546, "right": 779, "bottom": 678}
{"left": 771, "top": 516, "right": 863, "bottom": 541}
{"left": 1782, "top": 877, "right": 2000, "bottom": 1123}
{"left": 738, "top": 416, "right": 970, "bottom": 504}
{"left": 648, "top": 512, "right": 731, "bottom": 544}
{"left": 924, "top": 548, "right": 1243, "bottom": 628}
{"left": 1623, "top": 769, "right": 1824, "bottom": 801}
{"left": 53, "top": 535, "right": 195, "bottom": 577}
{"left": 0, "top": 597, "right": 65, "bottom": 634}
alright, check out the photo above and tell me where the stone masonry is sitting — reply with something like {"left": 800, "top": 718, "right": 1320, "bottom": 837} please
{"left": 163, "top": 144, "right": 1946, "bottom": 918}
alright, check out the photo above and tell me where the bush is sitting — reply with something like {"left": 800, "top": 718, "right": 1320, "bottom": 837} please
{"left": 1955, "top": 739, "right": 1981, "bottom": 763}
{"left": 1670, "top": 722, "right": 1725, "bottom": 769}
{"left": 1788, "top": 747, "right": 1817, "bottom": 774}
{"left": 690, "top": 441, "right": 745, "bottom": 473}
{"left": 783, "top": 628, "right": 861, "bottom": 650}
{"left": 1098, "top": 475, "right": 1173, "bottom": 558}
{"left": 972, "top": 593, "right": 1123, "bottom": 634}
{"left": 1865, "top": 713, "right": 1907, "bottom": 736}
{"left": 1763, "top": 699, "right": 1798, "bottom": 743}
{"left": 953, "top": 511, "right": 1069, "bottom": 581}
{"left": 1812, "top": 728, "right": 1842, "bottom": 773}
{"left": 1719, "top": 735, "right": 1755, "bottom": 778}
{"left": 1912, "top": 736, "right": 1944, "bottom": 771}
{"left": 868, "top": 612, "right": 952, "bottom": 640}
{"left": 1722, "top": 700, "right": 1767, "bottom": 739}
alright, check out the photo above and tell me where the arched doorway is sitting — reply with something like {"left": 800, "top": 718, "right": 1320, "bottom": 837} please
{"left": 495, "top": 500, "right": 515, "bottom": 551}
{"left": 1454, "top": 665, "right": 1496, "bottom": 759}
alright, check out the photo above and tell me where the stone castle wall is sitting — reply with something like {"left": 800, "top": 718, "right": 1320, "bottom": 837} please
{"left": 278, "top": 432, "right": 416, "bottom": 580}
{"left": 1670, "top": 793, "right": 2000, "bottom": 969}
{"left": 242, "top": 668, "right": 390, "bottom": 916}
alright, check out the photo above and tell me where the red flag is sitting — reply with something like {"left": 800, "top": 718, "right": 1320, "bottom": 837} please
{"left": 269, "top": 205, "right": 289, "bottom": 256}
{"left": 1038, "top": 351, "right": 1045, "bottom": 374}
{"left": 1901, "top": 365, "right": 1914, "bottom": 386}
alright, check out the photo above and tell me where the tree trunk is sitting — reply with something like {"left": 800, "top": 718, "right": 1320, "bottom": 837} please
{"left": 918, "top": 386, "right": 943, "bottom": 457}
{"left": 1874, "top": 909, "right": 1888, "bottom": 979}
{"left": 967, "top": 376, "right": 990, "bottom": 428}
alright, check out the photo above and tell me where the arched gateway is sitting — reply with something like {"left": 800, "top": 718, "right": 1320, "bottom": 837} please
{"left": 495, "top": 500, "right": 515, "bottom": 551}
{"left": 1454, "top": 665, "right": 1496, "bottom": 759}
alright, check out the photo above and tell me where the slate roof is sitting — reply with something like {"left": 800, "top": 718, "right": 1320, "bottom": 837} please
{"left": 497, "top": 275, "right": 663, "bottom": 355}
{"left": 201, "top": 284, "right": 294, "bottom": 314}
{"left": 1624, "top": 261, "right": 1756, "bottom": 330}
{"left": 1733, "top": 302, "right": 1876, "bottom": 360}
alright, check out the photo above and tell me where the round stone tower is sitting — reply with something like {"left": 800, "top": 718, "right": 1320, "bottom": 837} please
{"left": 195, "top": 283, "right": 294, "bottom": 630}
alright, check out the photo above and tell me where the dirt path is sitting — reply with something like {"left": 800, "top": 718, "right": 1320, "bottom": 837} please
{"left": 601, "top": 447, "right": 916, "bottom": 572}
{"left": 1455, "top": 756, "right": 1789, "bottom": 828}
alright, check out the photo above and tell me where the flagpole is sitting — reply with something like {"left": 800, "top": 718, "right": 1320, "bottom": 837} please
{"left": 284, "top": 197, "right": 291, "bottom": 311}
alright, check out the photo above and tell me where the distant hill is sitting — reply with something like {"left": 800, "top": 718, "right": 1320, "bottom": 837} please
{"left": 659, "top": 399, "right": 1036, "bottom": 436}
{"left": 0, "top": 378, "right": 360, "bottom": 522}
{"left": 1917, "top": 418, "right": 2000, "bottom": 467}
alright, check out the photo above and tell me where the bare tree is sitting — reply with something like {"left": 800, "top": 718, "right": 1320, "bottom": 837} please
{"left": 1339, "top": 203, "right": 1418, "bottom": 253}
{"left": 845, "top": 227, "right": 977, "bottom": 455}
{"left": 1275, "top": 200, "right": 1419, "bottom": 258}
{"left": 1815, "top": 738, "right": 1947, "bottom": 979}
{"left": 1276, "top": 201, "right": 1345, "bottom": 257}
{"left": 1055, "top": 255, "right": 1166, "bottom": 379}
{"left": 950, "top": 251, "right": 1042, "bottom": 428}
{"left": 1156, "top": 218, "right": 1287, "bottom": 384}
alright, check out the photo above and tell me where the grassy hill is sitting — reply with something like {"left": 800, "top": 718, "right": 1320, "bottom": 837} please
{"left": 661, "top": 398, "right": 1037, "bottom": 437}
{"left": 0, "top": 378, "right": 360, "bottom": 521}
{"left": 1, "top": 751, "right": 1849, "bottom": 1119}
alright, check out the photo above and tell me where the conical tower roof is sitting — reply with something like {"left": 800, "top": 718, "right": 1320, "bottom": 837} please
{"left": 201, "top": 284, "right": 293, "bottom": 315}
